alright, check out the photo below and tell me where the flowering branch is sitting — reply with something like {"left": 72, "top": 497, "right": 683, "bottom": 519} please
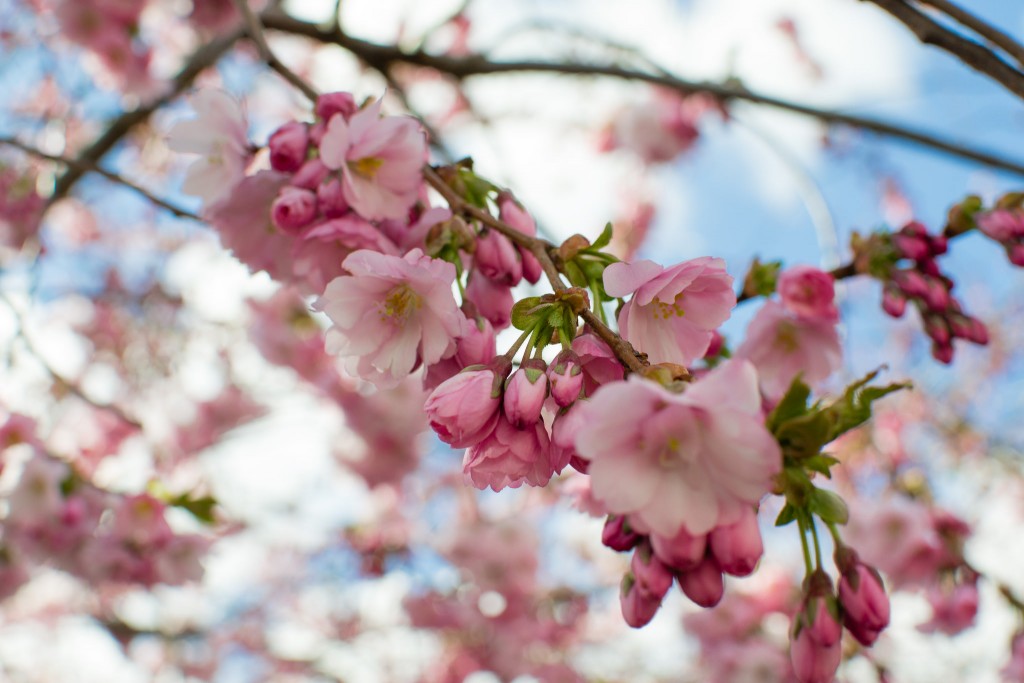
{"left": 918, "top": 0, "right": 1024, "bottom": 69}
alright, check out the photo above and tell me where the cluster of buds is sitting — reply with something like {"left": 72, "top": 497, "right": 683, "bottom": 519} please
{"left": 606, "top": 506, "right": 765, "bottom": 627}
{"left": 967, "top": 192, "right": 1024, "bottom": 267}
{"left": 876, "top": 221, "right": 988, "bottom": 363}
{"left": 790, "top": 551, "right": 890, "bottom": 683}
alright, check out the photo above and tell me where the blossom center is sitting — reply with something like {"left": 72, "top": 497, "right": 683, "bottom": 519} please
{"left": 653, "top": 296, "right": 685, "bottom": 320}
{"left": 774, "top": 320, "right": 800, "bottom": 352}
{"left": 350, "top": 156, "right": 384, "bottom": 179}
{"left": 379, "top": 284, "right": 421, "bottom": 323}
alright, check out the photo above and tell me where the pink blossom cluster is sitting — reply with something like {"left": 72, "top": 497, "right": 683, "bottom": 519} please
{"left": 0, "top": 166, "right": 44, "bottom": 250}
{"left": 976, "top": 208, "right": 1024, "bottom": 266}
{"left": 49, "top": 0, "right": 153, "bottom": 91}
{"left": 881, "top": 221, "right": 988, "bottom": 363}
{"left": 737, "top": 265, "right": 842, "bottom": 400}
{"left": 424, "top": 332, "right": 617, "bottom": 491}
{"left": 2, "top": 442, "right": 207, "bottom": 592}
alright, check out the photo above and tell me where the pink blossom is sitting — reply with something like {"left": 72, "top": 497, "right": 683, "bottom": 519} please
{"left": 919, "top": 581, "right": 979, "bottom": 635}
{"left": 838, "top": 561, "right": 890, "bottom": 646}
{"left": 604, "top": 257, "right": 736, "bottom": 366}
{"left": 550, "top": 400, "right": 587, "bottom": 473}
{"left": 602, "top": 515, "right": 642, "bottom": 552}
{"left": 777, "top": 265, "right": 838, "bottom": 321}
{"left": 462, "top": 415, "right": 555, "bottom": 491}
{"left": 790, "top": 625, "right": 841, "bottom": 683}
{"left": 425, "top": 365, "right": 505, "bottom": 448}
{"left": 315, "top": 249, "right": 466, "bottom": 387}
{"left": 575, "top": 360, "right": 781, "bottom": 537}
{"left": 267, "top": 121, "right": 310, "bottom": 173}
{"left": 572, "top": 332, "right": 625, "bottom": 396}
{"left": 167, "top": 89, "right": 250, "bottom": 208}
{"left": 465, "top": 272, "right": 514, "bottom": 330}
{"left": 497, "top": 195, "right": 542, "bottom": 284}
{"left": 650, "top": 524, "right": 707, "bottom": 572}
{"left": 708, "top": 506, "right": 764, "bottom": 577}
{"left": 631, "top": 543, "right": 673, "bottom": 600}
{"left": 316, "top": 92, "right": 358, "bottom": 122}
{"left": 547, "top": 350, "right": 583, "bottom": 407}
{"left": 319, "top": 100, "right": 427, "bottom": 220}
{"left": 976, "top": 209, "right": 1024, "bottom": 242}
{"left": 270, "top": 187, "right": 318, "bottom": 234}
{"left": 735, "top": 301, "right": 842, "bottom": 400}
{"left": 677, "top": 554, "right": 725, "bottom": 607}
{"left": 475, "top": 228, "right": 523, "bottom": 285}
{"left": 621, "top": 573, "right": 664, "bottom": 628}
{"left": 503, "top": 361, "right": 548, "bottom": 428}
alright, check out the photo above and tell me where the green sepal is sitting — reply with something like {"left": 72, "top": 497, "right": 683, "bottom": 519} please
{"left": 775, "top": 503, "right": 798, "bottom": 527}
{"left": 589, "top": 222, "right": 613, "bottom": 251}
{"left": 808, "top": 488, "right": 849, "bottom": 525}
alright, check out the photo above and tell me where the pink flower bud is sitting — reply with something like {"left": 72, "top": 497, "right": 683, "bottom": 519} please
{"left": 893, "top": 269, "right": 927, "bottom": 298}
{"left": 976, "top": 209, "right": 1024, "bottom": 242}
{"left": 839, "top": 563, "right": 890, "bottom": 646}
{"left": 465, "top": 273, "right": 514, "bottom": 331}
{"left": 651, "top": 525, "right": 706, "bottom": 572}
{"left": 602, "top": 514, "right": 641, "bottom": 552}
{"left": 708, "top": 506, "right": 763, "bottom": 577}
{"left": 620, "top": 573, "right": 663, "bottom": 628}
{"left": 901, "top": 220, "right": 927, "bottom": 237}
{"left": 317, "top": 177, "right": 348, "bottom": 218}
{"left": 271, "top": 187, "right": 317, "bottom": 234}
{"left": 425, "top": 362, "right": 508, "bottom": 448}
{"left": 550, "top": 401, "right": 586, "bottom": 474}
{"left": 315, "top": 92, "right": 357, "bottom": 122}
{"left": 475, "top": 229, "right": 523, "bottom": 285}
{"left": 921, "top": 277, "right": 951, "bottom": 312}
{"left": 503, "top": 360, "right": 548, "bottom": 428}
{"left": 631, "top": 543, "right": 673, "bottom": 599}
{"left": 924, "top": 315, "right": 951, "bottom": 346}
{"left": 790, "top": 625, "right": 841, "bottom": 683}
{"left": 455, "top": 317, "right": 497, "bottom": 368}
{"left": 892, "top": 233, "right": 931, "bottom": 261}
{"left": 928, "top": 234, "right": 948, "bottom": 256}
{"left": 548, "top": 350, "right": 584, "bottom": 407}
{"left": 498, "top": 194, "right": 542, "bottom": 284}
{"left": 676, "top": 554, "right": 724, "bottom": 608}
{"left": 777, "top": 265, "right": 838, "bottom": 321}
{"left": 291, "top": 159, "right": 329, "bottom": 189}
{"left": 931, "top": 342, "right": 954, "bottom": 364}
{"left": 1008, "top": 243, "right": 1024, "bottom": 267}
{"left": 881, "top": 284, "right": 906, "bottom": 318}
{"left": 268, "top": 121, "right": 310, "bottom": 173}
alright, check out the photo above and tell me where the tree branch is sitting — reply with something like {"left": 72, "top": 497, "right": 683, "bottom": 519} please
{"left": 233, "top": 0, "right": 319, "bottom": 102}
{"left": 863, "top": 0, "right": 1024, "bottom": 101}
{"left": 49, "top": 26, "right": 246, "bottom": 205}
{"left": 918, "top": 0, "right": 1024, "bottom": 69}
{"left": 0, "top": 136, "right": 199, "bottom": 221}
{"left": 259, "top": 9, "right": 1024, "bottom": 178}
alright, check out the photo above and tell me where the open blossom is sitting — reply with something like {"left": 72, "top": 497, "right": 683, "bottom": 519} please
{"left": 735, "top": 300, "right": 841, "bottom": 400}
{"left": 167, "top": 89, "right": 250, "bottom": 208}
{"left": 575, "top": 360, "right": 781, "bottom": 537}
{"left": 604, "top": 257, "right": 735, "bottom": 366}
{"left": 319, "top": 99, "right": 427, "bottom": 221}
{"left": 314, "top": 249, "right": 466, "bottom": 387}
{"left": 777, "top": 265, "right": 838, "bottom": 321}
{"left": 462, "top": 415, "right": 554, "bottom": 491}
{"left": 426, "top": 364, "right": 506, "bottom": 448}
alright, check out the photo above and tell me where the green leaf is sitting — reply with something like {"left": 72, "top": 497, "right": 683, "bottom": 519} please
{"left": 822, "top": 369, "right": 910, "bottom": 443}
{"left": 169, "top": 493, "right": 218, "bottom": 525}
{"left": 767, "top": 376, "right": 812, "bottom": 432}
{"left": 775, "top": 503, "right": 798, "bottom": 527}
{"left": 808, "top": 488, "right": 849, "bottom": 525}
{"left": 774, "top": 411, "right": 832, "bottom": 461}
{"left": 804, "top": 454, "right": 840, "bottom": 478}
{"left": 510, "top": 296, "right": 545, "bottom": 331}
{"left": 590, "top": 222, "right": 614, "bottom": 251}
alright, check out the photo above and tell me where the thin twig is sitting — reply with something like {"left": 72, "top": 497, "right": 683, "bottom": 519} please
{"left": 260, "top": 9, "right": 1024, "bottom": 177}
{"left": 863, "top": 0, "right": 1024, "bottom": 102}
{"left": 233, "top": 0, "right": 319, "bottom": 102}
{"left": 0, "top": 136, "right": 199, "bottom": 220}
{"left": 917, "top": 0, "right": 1024, "bottom": 70}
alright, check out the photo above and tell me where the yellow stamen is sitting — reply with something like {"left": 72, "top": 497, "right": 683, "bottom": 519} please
{"left": 379, "top": 284, "right": 421, "bottom": 323}
{"left": 350, "top": 156, "right": 384, "bottom": 179}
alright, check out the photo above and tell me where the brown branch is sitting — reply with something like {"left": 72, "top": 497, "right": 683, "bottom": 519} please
{"left": 863, "top": 0, "right": 1024, "bottom": 101}
{"left": 259, "top": 9, "right": 1024, "bottom": 178}
{"left": 918, "top": 0, "right": 1024, "bottom": 69}
{"left": 0, "top": 136, "right": 199, "bottom": 220}
{"left": 233, "top": 0, "right": 319, "bottom": 102}
{"left": 50, "top": 27, "right": 246, "bottom": 204}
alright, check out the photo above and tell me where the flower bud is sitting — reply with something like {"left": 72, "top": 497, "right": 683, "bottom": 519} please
{"left": 893, "top": 269, "right": 928, "bottom": 298}
{"left": 465, "top": 273, "right": 514, "bottom": 331}
{"left": 839, "top": 562, "right": 890, "bottom": 646}
{"left": 777, "top": 265, "right": 838, "bottom": 321}
{"left": 922, "top": 277, "right": 951, "bottom": 312}
{"left": 316, "top": 92, "right": 357, "bottom": 122}
{"left": 790, "top": 624, "right": 841, "bottom": 683}
{"left": 931, "top": 342, "right": 954, "bottom": 364}
{"left": 503, "top": 360, "right": 548, "bottom": 428}
{"left": 1008, "top": 243, "right": 1024, "bottom": 267}
{"left": 928, "top": 234, "right": 948, "bottom": 256}
{"left": 708, "top": 506, "right": 763, "bottom": 577}
{"left": 881, "top": 284, "right": 906, "bottom": 318}
{"left": 456, "top": 318, "right": 497, "bottom": 368}
{"left": 475, "top": 229, "right": 523, "bottom": 285}
{"left": 631, "top": 543, "right": 673, "bottom": 599}
{"left": 425, "top": 361, "right": 509, "bottom": 448}
{"left": 620, "top": 573, "right": 662, "bottom": 628}
{"left": 548, "top": 350, "right": 584, "bottom": 407}
{"left": 550, "top": 401, "right": 586, "bottom": 474}
{"left": 317, "top": 177, "right": 349, "bottom": 218}
{"left": 498, "top": 194, "right": 542, "bottom": 284}
{"left": 893, "top": 232, "right": 931, "bottom": 261}
{"left": 923, "top": 315, "right": 951, "bottom": 346}
{"left": 650, "top": 525, "right": 706, "bottom": 572}
{"left": 271, "top": 187, "right": 317, "bottom": 234}
{"left": 602, "top": 514, "right": 641, "bottom": 552}
{"left": 268, "top": 121, "right": 309, "bottom": 173}
{"left": 291, "top": 159, "right": 329, "bottom": 189}
{"left": 676, "top": 554, "right": 724, "bottom": 608}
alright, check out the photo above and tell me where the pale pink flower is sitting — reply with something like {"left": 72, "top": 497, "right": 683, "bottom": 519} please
{"left": 604, "top": 257, "right": 735, "bottom": 366}
{"left": 735, "top": 301, "right": 842, "bottom": 400}
{"left": 575, "top": 359, "right": 781, "bottom": 537}
{"left": 167, "top": 89, "right": 250, "bottom": 208}
{"left": 777, "top": 265, "right": 838, "bottom": 321}
{"left": 425, "top": 364, "right": 506, "bottom": 448}
{"left": 315, "top": 249, "right": 466, "bottom": 387}
{"left": 462, "top": 415, "right": 554, "bottom": 491}
{"left": 319, "top": 100, "right": 427, "bottom": 221}
{"left": 572, "top": 332, "right": 624, "bottom": 396}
